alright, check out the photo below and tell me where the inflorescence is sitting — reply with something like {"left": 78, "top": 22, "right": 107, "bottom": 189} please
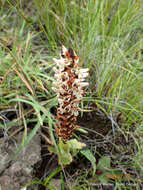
{"left": 52, "top": 46, "right": 89, "bottom": 142}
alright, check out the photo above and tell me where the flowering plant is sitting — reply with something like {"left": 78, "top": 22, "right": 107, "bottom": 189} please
{"left": 52, "top": 46, "right": 89, "bottom": 142}
{"left": 49, "top": 46, "right": 96, "bottom": 167}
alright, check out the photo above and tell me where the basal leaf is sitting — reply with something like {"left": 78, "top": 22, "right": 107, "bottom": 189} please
{"left": 80, "top": 149, "right": 96, "bottom": 175}
{"left": 97, "top": 156, "right": 111, "bottom": 170}
{"left": 68, "top": 139, "right": 86, "bottom": 150}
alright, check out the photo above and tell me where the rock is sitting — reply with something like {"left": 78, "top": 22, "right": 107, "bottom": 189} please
{"left": 0, "top": 175, "right": 19, "bottom": 190}
{"left": 0, "top": 132, "right": 41, "bottom": 190}
{"left": 0, "top": 148, "right": 9, "bottom": 174}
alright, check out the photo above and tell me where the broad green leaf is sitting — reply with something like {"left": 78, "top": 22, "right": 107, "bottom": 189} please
{"left": 97, "top": 156, "right": 111, "bottom": 170}
{"left": 48, "top": 139, "right": 73, "bottom": 165}
{"left": 58, "top": 139, "right": 72, "bottom": 165}
{"left": 48, "top": 146, "right": 57, "bottom": 154}
{"left": 68, "top": 139, "right": 86, "bottom": 150}
{"left": 80, "top": 149, "right": 96, "bottom": 176}
{"left": 59, "top": 138, "right": 70, "bottom": 153}
{"left": 58, "top": 151, "right": 72, "bottom": 166}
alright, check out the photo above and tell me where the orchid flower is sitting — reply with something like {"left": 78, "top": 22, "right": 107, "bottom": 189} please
{"left": 52, "top": 46, "right": 89, "bottom": 142}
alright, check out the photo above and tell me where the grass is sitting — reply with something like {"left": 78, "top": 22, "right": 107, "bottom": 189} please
{"left": 0, "top": 0, "right": 143, "bottom": 189}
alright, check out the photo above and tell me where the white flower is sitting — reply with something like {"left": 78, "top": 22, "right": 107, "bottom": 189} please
{"left": 61, "top": 72, "right": 69, "bottom": 80}
{"left": 59, "top": 87, "right": 66, "bottom": 94}
{"left": 53, "top": 81, "right": 62, "bottom": 87}
{"left": 63, "top": 96, "right": 71, "bottom": 102}
{"left": 61, "top": 45, "right": 68, "bottom": 56}
{"left": 52, "top": 87, "right": 58, "bottom": 92}
{"left": 78, "top": 72, "right": 89, "bottom": 79}
{"left": 76, "top": 68, "right": 88, "bottom": 75}
{"left": 71, "top": 110, "right": 79, "bottom": 116}
{"left": 73, "top": 79, "right": 81, "bottom": 84}
{"left": 54, "top": 73, "right": 62, "bottom": 79}
{"left": 53, "top": 67, "right": 59, "bottom": 73}
{"left": 53, "top": 58, "right": 65, "bottom": 71}
{"left": 79, "top": 68, "right": 89, "bottom": 73}
{"left": 58, "top": 98, "right": 64, "bottom": 104}
{"left": 20, "top": 188, "right": 27, "bottom": 190}
{"left": 73, "top": 90, "right": 83, "bottom": 98}
{"left": 79, "top": 82, "right": 89, "bottom": 87}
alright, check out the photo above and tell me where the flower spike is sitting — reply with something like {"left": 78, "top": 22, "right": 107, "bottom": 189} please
{"left": 52, "top": 46, "right": 89, "bottom": 142}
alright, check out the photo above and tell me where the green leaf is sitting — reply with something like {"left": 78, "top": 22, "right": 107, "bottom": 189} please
{"left": 48, "top": 139, "right": 86, "bottom": 166}
{"left": 77, "top": 127, "right": 88, "bottom": 134}
{"left": 44, "top": 167, "right": 62, "bottom": 185}
{"left": 97, "top": 156, "right": 111, "bottom": 171}
{"left": 58, "top": 139, "right": 73, "bottom": 165}
{"left": 14, "top": 114, "right": 45, "bottom": 157}
{"left": 48, "top": 146, "right": 57, "bottom": 154}
{"left": 68, "top": 139, "right": 86, "bottom": 150}
{"left": 58, "top": 148, "right": 72, "bottom": 166}
{"left": 48, "top": 142, "right": 72, "bottom": 166}
{"left": 80, "top": 149, "right": 96, "bottom": 176}
{"left": 59, "top": 138, "right": 70, "bottom": 153}
{"left": 98, "top": 173, "right": 109, "bottom": 184}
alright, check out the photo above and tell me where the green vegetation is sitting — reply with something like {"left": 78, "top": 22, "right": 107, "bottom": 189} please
{"left": 0, "top": 0, "right": 143, "bottom": 189}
